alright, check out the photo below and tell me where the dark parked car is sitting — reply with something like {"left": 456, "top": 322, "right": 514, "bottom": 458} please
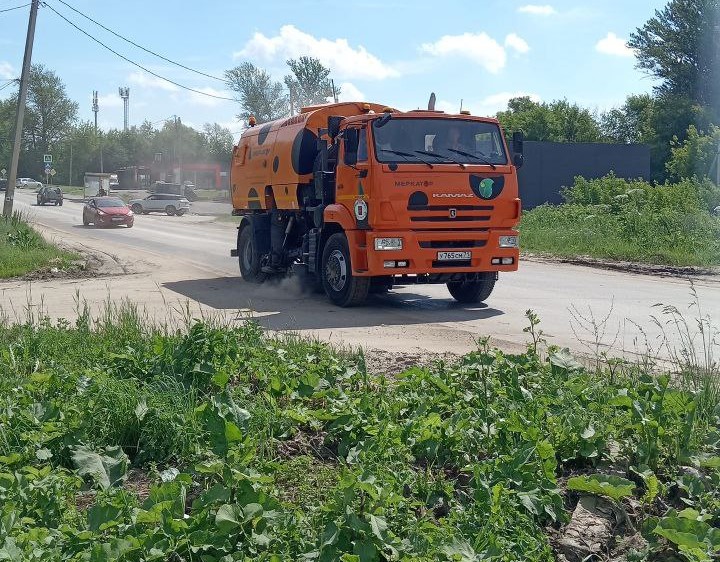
{"left": 0, "top": 178, "right": 7, "bottom": 191}
{"left": 82, "top": 197, "right": 134, "bottom": 228}
{"left": 37, "top": 186, "right": 63, "bottom": 206}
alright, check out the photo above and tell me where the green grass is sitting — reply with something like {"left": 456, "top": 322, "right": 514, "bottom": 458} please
{"left": 520, "top": 175, "right": 720, "bottom": 267}
{"left": 0, "top": 212, "right": 79, "bottom": 278}
{"left": 0, "top": 303, "right": 718, "bottom": 561}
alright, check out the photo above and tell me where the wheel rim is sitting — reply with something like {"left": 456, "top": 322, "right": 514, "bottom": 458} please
{"left": 242, "top": 237, "right": 254, "bottom": 271}
{"left": 325, "top": 249, "right": 347, "bottom": 292}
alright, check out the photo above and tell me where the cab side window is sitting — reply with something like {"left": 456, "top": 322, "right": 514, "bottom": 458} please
{"left": 357, "top": 128, "right": 368, "bottom": 163}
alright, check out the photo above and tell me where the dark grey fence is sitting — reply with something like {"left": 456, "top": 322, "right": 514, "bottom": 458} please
{"left": 517, "top": 141, "right": 651, "bottom": 209}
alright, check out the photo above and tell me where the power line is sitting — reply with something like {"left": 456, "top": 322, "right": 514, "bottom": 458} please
{"left": 43, "top": 2, "right": 237, "bottom": 101}
{"left": 0, "top": 3, "right": 29, "bottom": 12}
{"left": 51, "top": 0, "right": 229, "bottom": 84}
{"left": 0, "top": 79, "right": 18, "bottom": 92}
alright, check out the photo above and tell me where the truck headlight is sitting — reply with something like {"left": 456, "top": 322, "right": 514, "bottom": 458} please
{"left": 374, "top": 237, "right": 403, "bottom": 251}
{"left": 499, "top": 235, "right": 518, "bottom": 248}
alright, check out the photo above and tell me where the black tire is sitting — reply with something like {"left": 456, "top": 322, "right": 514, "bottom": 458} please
{"left": 237, "top": 225, "right": 266, "bottom": 283}
{"left": 165, "top": 205, "right": 176, "bottom": 216}
{"left": 447, "top": 273, "right": 496, "bottom": 304}
{"left": 321, "top": 233, "right": 370, "bottom": 307}
{"left": 175, "top": 210, "right": 186, "bottom": 216}
{"left": 131, "top": 204, "right": 143, "bottom": 214}
{"left": 369, "top": 276, "right": 393, "bottom": 294}
{"left": 37, "top": 198, "right": 42, "bottom": 205}
{"left": 82, "top": 213, "right": 90, "bottom": 226}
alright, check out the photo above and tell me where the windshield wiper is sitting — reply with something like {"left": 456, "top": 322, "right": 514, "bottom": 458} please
{"left": 378, "top": 148, "right": 433, "bottom": 169}
{"left": 447, "top": 148, "right": 497, "bottom": 170}
{"left": 414, "top": 149, "right": 466, "bottom": 169}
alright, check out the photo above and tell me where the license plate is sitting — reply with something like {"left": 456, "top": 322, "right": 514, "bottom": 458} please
{"left": 112, "top": 217, "right": 124, "bottom": 221}
{"left": 437, "top": 251, "right": 471, "bottom": 261}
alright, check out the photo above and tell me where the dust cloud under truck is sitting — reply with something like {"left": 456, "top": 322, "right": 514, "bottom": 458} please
{"left": 230, "top": 101, "right": 524, "bottom": 307}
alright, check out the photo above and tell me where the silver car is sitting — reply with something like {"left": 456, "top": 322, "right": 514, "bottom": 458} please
{"left": 16, "top": 177, "right": 43, "bottom": 189}
{"left": 128, "top": 193, "right": 191, "bottom": 216}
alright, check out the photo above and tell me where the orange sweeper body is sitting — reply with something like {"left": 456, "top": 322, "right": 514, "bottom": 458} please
{"left": 230, "top": 101, "right": 523, "bottom": 307}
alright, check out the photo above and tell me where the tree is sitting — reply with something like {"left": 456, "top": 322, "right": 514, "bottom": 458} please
{"left": 628, "top": 0, "right": 720, "bottom": 120}
{"left": 600, "top": 94, "right": 656, "bottom": 144}
{"left": 667, "top": 124, "right": 720, "bottom": 181}
{"left": 202, "top": 123, "right": 234, "bottom": 164}
{"left": 284, "top": 56, "right": 335, "bottom": 113}
{"left": 496, "top": 97, "right": 602, "bottom": 142}
{"left": 225, "top": 62, "right": 288, "bottom": 124}
{"left": 24, "top": 64, "right": 78, "bottom": 153}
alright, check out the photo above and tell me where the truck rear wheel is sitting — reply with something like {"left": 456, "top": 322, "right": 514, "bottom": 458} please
{"left": 447, "top": 273, "right": 496, "bottom": 304}
{"left": 321, "top": 233, "right": 369, "bottom": 307}
{"left": 238, "top": 226, "right": 266, "bottom": 283}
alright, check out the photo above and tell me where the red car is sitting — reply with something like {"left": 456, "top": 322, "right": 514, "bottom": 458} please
{"left": 82, "top": 197, "right": 134, "bottom": 228}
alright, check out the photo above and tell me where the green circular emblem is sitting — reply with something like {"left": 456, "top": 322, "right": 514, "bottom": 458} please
{"left": 479, "top": 178, "right": 494, "bottom": 198}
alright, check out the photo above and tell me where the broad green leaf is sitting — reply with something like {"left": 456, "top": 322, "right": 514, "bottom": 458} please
{"left": 215, "top": 504, "right": 241, "bottom": 533}
{"left": 549, "top": 349, "right": 583, "bottom": 373}
{"left": 581, "top": 426, "right": 596, "bottom": 439}
{"left": 353, "top": 539, "right": 378, "bottom": 562}
{"left": 567, "top": 474, "right": 636, "bottom": 501}
{"left": 134, "top": 399, "right": 148, "bottom": 421}
{"left": 369, "top": 514, "right": 387, "bottom": 540}
{"left": 35, "top": 448, "right": 52, "bottom": 461}
{"left": 71, "top": 445, "right": 128, "bottom": 490}
{"left": 87, "top": 504, "right": 123, "bottom": 531}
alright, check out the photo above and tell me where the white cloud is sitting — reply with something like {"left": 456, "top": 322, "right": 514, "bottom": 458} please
{"left": 595, "top": 32, "right": 633, "bottom": 57}
{"left": 97, "top": 93, "right": 124, "bottom": 109}
{"left": 436, "top": 91, "right": 542, "bottom": 116}
{"left": 505, "top": 33, "right": 530, "bottom": 54}
{"left": 337, "top": 82, "right": 365, "bottom": 102}
{"left": 128, "top": 72, "right": 179, "bottom": 92}
{"left": 234, "top": 25, "right": 398, "bottom": 80}
{"left": 421, "top": 32, "right": 508, "bottom": 73}
{"left": 0, "top": 62, "right": 14, "bottom": 79}
{"left": 517, "top": 4, "right": 556, "bottom": 15}
{"left": 188, "top": 86, "right": 233, "bottom": 107}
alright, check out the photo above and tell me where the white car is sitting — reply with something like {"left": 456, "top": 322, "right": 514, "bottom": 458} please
{"left": 128, "top": 193, "right": 191, "bottom": 216}
{"left": 16, "top": 177, "right": 43, "bottom": 189}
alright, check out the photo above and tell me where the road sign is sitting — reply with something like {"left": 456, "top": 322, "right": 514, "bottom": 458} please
{"left": 50, "top": 169, "right": 56, "bottom": 176}
{"left": 44, "top": 163, "right": 51, "bottom": 172}
{"left": 43, "top": 154, "right": 52, "bottom": 163}
{"left": 0, "top": 168, "right": 6, "bottom": 177}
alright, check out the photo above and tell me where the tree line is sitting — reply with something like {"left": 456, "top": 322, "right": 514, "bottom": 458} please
{"left": 1, "top": 0, "right": 718, "bottom": 185}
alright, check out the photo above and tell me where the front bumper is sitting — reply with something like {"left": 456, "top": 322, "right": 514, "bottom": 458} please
{"left": 358, "top": 229, "right": 519, "bottom": 276}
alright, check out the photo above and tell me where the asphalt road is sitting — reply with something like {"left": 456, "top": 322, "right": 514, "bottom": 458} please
{"left": 6, "top": 190, "right": 719, "bottom": 362}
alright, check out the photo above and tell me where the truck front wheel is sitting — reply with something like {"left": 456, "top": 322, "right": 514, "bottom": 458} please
{"left": 238, "top": 226, "right": 266, "bottom": 283}
{"left": 321, "top": 233, "right": 370, "bottom": 307}
{"left": 447, "top": 273, "right": 496, "bottom": 304}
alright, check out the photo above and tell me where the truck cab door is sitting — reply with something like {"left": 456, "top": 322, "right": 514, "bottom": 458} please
{"left": 336, "top": 126, "right": 370, "bottom": 204}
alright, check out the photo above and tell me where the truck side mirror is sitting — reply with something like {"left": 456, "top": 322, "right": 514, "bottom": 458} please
{"left": 327, "top": 116, "right": 343, "bottom": 139}
{"left": 343, "top": 128, "right": 359, "bottom": 165}
{"left": 512, "top": 131, "right": 524, "bottom": 155}
{"left": 512, "top": 131, "right": 524, "bottom": 169}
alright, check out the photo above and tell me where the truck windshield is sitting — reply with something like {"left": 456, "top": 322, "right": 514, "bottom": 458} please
{"left": 372, "top": 118, "right": 508, "bottom": 166}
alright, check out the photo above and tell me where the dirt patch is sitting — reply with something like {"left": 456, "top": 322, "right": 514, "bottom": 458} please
{"left": 124, "top": 468, "right": 153, "bottom": 502}
{"left": 20, "top": 239, "right": 145, "bottom": 281}
{"left": 276, "top": 429, "right": 335, "bottom": 461}
{"left": 523, "top": 253, "right": 719, "bottom": 280}
{"left": 364, "top": 348, "right": 460, "bottom": 376}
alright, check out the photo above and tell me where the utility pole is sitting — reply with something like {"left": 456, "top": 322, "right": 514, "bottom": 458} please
{"left": 3, "top": 0, "right": 39, "bottom": 218}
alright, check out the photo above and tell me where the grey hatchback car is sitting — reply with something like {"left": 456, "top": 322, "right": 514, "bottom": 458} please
{"left": 128, "top": 193, "right": 191, "bottom": 216}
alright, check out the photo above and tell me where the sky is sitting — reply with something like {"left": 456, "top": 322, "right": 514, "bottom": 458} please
{"left": 0, "top": 0, "right": 668, "bottom": 139}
